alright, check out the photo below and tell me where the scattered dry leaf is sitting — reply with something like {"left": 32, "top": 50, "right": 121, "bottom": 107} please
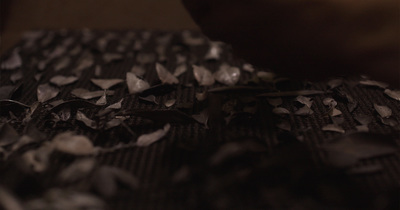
{"left": 156, "top": 63, "right": 179, "bottom": 84}
{"left": 192, "top": 65, "right": 215, "bottom": 86}
{"left": 373, "top": 104, "right": 392, "bottom": 118}
{"left": 213, "top": 63, "right": 240, "bottom": 86}
{"left": 359, "top": 80, "right": 388, "bottom": 89}
{"left": 50, "top": 75, "right": 78, "bottom": 87}
{"left": 91, "top": 78, "right": 124, "bottom": 90}
{"left": 126, "top": 72, "right": 150, "bottom": 94}
{"left": 322, "top": 124, "right": 345, "bottom": 133}
{"left": 384, "top": 89, "right": 400, "bottom": 101}
{"left": 52, "top": 131, "right": 97, "bottom": 155}
{"left": 136, "top": 124, "right": 171, "bottom": 147}
{"left": 37, "top": 83, "right": 59, "bottom": 102}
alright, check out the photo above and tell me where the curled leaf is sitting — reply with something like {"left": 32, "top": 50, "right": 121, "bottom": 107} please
{"left": 71, "top": 88, "right": 114, "bottom": 100}
{"left": 50, "top": 75, "right": 78, "bottom": 87}
{"left": 192, "top": 65, "right": 215, "bottom": 86}
{"left": 96, "top": 92, "right": 107, "bottom": 105}
{"left": 126, "top": 72, "right": 150, "bottom": 94}
{"left": 213, "top": 63, "right": 240, "bottom": 86}
{"left": 294, "top": 106, "right": 314, "bottom": 116}
{"left": 37, "top": 83, "right": 59, "bottom": 102}
{"left": 136, "top": 124, "right": 171, "bottom": 147}
{"left": 155, "top": 63, "right": 179, "bottom": 85}
{"left": 296, "top": 95, "right": 313, "bottom": 108}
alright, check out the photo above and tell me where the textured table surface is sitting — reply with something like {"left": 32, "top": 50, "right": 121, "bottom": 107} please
{"left": 0, "top": 30, "right": 399, "bottom": 210}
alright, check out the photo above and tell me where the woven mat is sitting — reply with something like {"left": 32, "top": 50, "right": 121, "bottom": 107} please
{"left": 0, "top": 30, "right": 399, "bottom": 210}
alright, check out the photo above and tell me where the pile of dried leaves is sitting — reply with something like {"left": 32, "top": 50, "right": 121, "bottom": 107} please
{"left": 0, "top": 29, "right": 399, "bottom": 209}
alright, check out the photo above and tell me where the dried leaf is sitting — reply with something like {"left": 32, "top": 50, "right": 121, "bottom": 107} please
{"left": 76, "top": 111, "right": 98, "bottom": 129}
{"left": 272, "top": 107, "right": 290, "bottom": 115}
{"left": 384, "top": 89, "right": 400, "bottom": 101}
{"left": 37, "top": 83, "right": 59, "bottom": 102}
{"left": 192, "top": 111, "right": 209, "bottom": 127}
{"left": 34, "top": 73, "right": 43, "bottom": 81}
{"left": 196, "top": 91, "right": 208, "bottom": 101}
{"left": 71, "top": 88, "right": 114, "bottom": 100}
{"left": 106, "top": 99, "right": 123, "bottom": 110}
{"left": 130, "top": 65, "right": 146, "bottom": 77}
{"left": 379, "top": 117, "right": 398, "bottom": 127}
{"left": 296, "top": 95, "right": 313, "bottom": 108}
{"left": 323, "top": 97, "right": 337, "bottom": 108}
{"left": 59, "top": 158, "right": 96, "bottom": 183}
{"left": 294, "top": 106, "right": 314, "bottom": 116}
{"left": 213, "top": 63, "right": 240, "bottom": 86}
{"left": 330, "top": 108, "right": 343, "bottom": 117}
{"left": 91, "top": 78, "right": 124, "bottom": 90}
{"left": 136, "top": 124, "right": 170, "bottom": 147}
{"left": 164, "top": 99, "right": 176, "bottom": 107}
{"left": 52, "top": 132, "right": 97, "bottom": 155}
{"left": 73, "top": 53, "right": 94, "bottom": 76}
{"left": 373, "top": 104, "right": 392, "bottom": 118}
{"left": 50, "top": 75, "right": 78, "bottom": 87}
{"left": 156, "top": 63, "right": 179, "bottom": 85}
{"left": 205, "top": 41, "right": 223, "bottom": 60}
{"left": 359, "top": 80, "right": 388, "bottom": 89}
{"left": 105, "top": 118, "right": 123, "bottom": 130}
{"left": 96, "top": 92, "right": 107, "bottom": 105}
{"left": 192, "top": 65, "right": 215, "bottom": 86}
{"left": 126, "top": 72, "right": 150, "bottom": 94}
{"left": 242, "top": 63, "right": 254, "bottom": 73}
{"left": 173, "top": 64, "right": 187, "bottom": 77}
{"left": 1, "top": 48, "right": 22, "bottom": 70}
{"left": 322, "top": 124, "right": 345, "bottom": 133}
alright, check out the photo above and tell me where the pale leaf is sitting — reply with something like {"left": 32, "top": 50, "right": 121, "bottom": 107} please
{"left": 213, "top": 63, "right": 240, "bottom": 86}
{"left": 192, "top": 65, "right": 215, "bottom": 86}
{"left": 37, "top": 83, "right": 59, "bottom": 102}
{"left": 126, "top": 72, "right": 150, "bottom": 94}
{"left": 373, "top": 103, "right": 392, "bottom": 118}
{"left": 136, "top": 124, "right": 171, "bottom": 147}
{"left": 156, "top": 63, "right": 179, "bottom": 84}
{"left": 91, "top": 78, "right": 124, "bottom": 90}
{"left": 52, "top": 132, "right": 97, "bottom": 155}
{"left": 50, "top": 75, "right": 78, "bottom": 87}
